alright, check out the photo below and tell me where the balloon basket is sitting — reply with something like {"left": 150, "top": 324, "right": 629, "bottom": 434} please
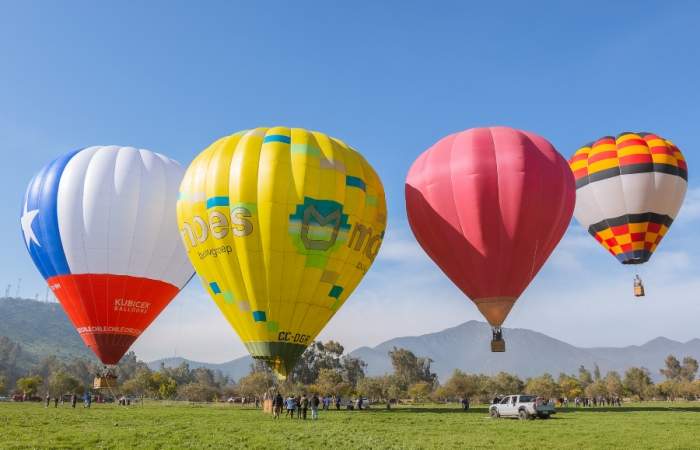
{"left": 491, "top": 338, "right": 506, "bottom": 352}
{"left": 633, "top": 275, "right": 645, "bottom": 297}
{"left": 263, "top": 399, "right": 273, "bottom": 413}
{"left": 93, "top": 372, "right": 118, "bottom": 390}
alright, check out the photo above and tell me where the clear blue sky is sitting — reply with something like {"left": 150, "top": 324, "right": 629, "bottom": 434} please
{"left": 2, "top": 1, "right": 700, "bottom": 362}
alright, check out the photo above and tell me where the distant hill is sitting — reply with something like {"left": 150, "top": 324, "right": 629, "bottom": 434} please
{"left": 147, "top": 356, "right": 254, "bottom": 381}
{"left": 349, "top": 321, "right": 700, "bottom": 382}
{"left": 2, "top": 297, "right": 700, "bottom": 382}
{"left": 0, "top": 297, "right": 93, "bottom": 367}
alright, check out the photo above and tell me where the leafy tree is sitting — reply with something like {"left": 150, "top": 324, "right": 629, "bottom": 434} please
{"left": 680, "top": 357, "right": 699, "bottom": 382}
{"left": 290, "top": 341, "right": 345, "bottom": 384}
{"left": 150, "top": 372, "right": 177, "bottom": 399}
{"left": 525, "top": 373, "right": 559, "bottom": 399}
{"left": 657, "top": 380, "right": 680, "bottom": 401}
{"left": 430, "top": 385, "right": 451, "bottom": 402}
{"left": 578, "top": 365, "right": 593, "bottom": 388}
{"left": 442, "top": 370, "right": 482, "bottom": 401}
{"left": 160, "top": 362, "right": 193, "bottom": 385}
{"left": 16, "top": 375, "right": 42, "bottom": 397}
{"left": 356, "top": 376, "right": 386, "bottom": 401}
{"left": 558, "top": 374, "right": 583, "bottom": 399}
{"left": 32, "top": 356, "right": 63, "bottom": 385}
{"left": 492, "top": 372, "right": 524, "bottom": 394}
{"left": 593, "top": 364, "right": 602, "bottom": 382}
{"left": 178, "top": 383, "right": 218, "bottom": 402}
{"left": 120, "top": 368, "right": 153, "bottom": 396}
{"left": 623, "top": 367, "right": 653, "bottom": 400}
{"left": 584, "top": 380, "right": 607, "bottom": 399}
{"left": 0, "top": 336, "right": 24, "bottom": 385}
{"left": 238, "top": 371, "right": 275, "bottom": 399}
{"left": 313, "top": 368, "right": 349, "bottom": 396}
{"left": 191, "top": 367, "right": 217, "bottom": 387}
{"left": 678, "top": 380, "right": 697, "bottom": 400}
{"left": 604, "top": 371, "right": 623, "bottom": 398}
{"left": 407, "top": 381, "right": 432, "bottom": 402}
{"left": 341, "top": 356, "right": 367, "bottom": 388}
{"left": 64, "top": 358, "right": 98, "bottom": 385}
{"left": 388, "top": 347, "right": 436, "bottom": 389}
{"left": 115, "top": 351, "right": 149, "bottom": 381}
{"left": 49, "top": 370, "right": 82, "bottom": 396}
{"left": 385, "top": 375, "right": 404, "bottom": 401}
{"left": 660, "top": 355, "right": 682, "bottom": 380}
{"left": 158, "top": 377, "right": 178, "bottom": 399}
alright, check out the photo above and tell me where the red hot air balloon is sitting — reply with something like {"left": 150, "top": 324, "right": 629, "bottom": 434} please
{"left": 405, "top": 127, "right": 575, "bottom": 352}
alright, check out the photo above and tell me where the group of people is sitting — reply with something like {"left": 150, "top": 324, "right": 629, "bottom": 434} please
{"left": 271, "top": 393, "right": 321, "bottom": 420}
{"left": 569, "top": 396, "right": 623, "bottom": 407}
{"left": 271, "top": 393, "right": 369, "bottom": 419}
{"left": 44, "top": 393, "right": 91, "bottom": 408}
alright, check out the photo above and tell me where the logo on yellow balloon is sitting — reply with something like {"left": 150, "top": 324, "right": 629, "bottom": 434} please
{"left": 289, "top": 197, "right": 382, "bottom": 267}
{"left": 179, "top": 197, "right": 382, "bottom": 266}
{"left": 179, "top": 206, "right": 254, "bottom": 259}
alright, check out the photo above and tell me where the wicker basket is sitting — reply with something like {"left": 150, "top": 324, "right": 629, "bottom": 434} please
{"left": 491, "top": 338, "right": 506, "bottom": 352}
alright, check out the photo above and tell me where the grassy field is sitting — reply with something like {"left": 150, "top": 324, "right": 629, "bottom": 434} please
{"left": 1, "top": 401, "right": 699, "bottom": 449}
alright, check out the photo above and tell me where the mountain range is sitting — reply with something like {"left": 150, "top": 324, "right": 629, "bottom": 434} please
{"left": 150, "top": 322, "right": 700, "bottom": 382}
{"left": 0, "top": 297, "right": 93, "bottom": 370}
{"left": 2, "top": 297, "right": 698, "bottom": 381}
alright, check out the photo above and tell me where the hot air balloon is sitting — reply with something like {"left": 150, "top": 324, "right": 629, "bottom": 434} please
{"left": 177, "top": 127, "right": 386, "bottom": 378}
{"left": 568, "top": 132, "right": 688, "bottom": 296}
{"left": 20, "top": 146, "right": 194, "bottom": 376}
{"left": 405, "top": 127, "right": 575, "bottom": 352}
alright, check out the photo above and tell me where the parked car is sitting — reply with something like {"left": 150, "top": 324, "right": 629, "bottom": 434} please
{"left": 489, "top": 395, "right": 555, "bottom": 420}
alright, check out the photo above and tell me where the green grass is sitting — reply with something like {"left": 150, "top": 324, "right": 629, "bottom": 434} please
{"left": 1, "top": 401, "right": 700, "bottom": 449}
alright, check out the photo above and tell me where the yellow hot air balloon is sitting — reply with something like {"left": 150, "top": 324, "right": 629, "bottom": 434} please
{"left": 177, "top": 127, "right": 387, "bottom": 378}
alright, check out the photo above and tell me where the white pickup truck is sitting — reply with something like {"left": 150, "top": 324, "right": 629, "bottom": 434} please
{"left": 489, "top": 395, "right": 555, "bottom": 420}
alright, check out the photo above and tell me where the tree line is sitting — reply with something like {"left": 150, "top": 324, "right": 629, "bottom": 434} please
{"left": 2, "top": 335, "right": 699, "bottom": 404}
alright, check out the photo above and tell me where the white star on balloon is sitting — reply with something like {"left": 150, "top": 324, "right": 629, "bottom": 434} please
{"left": 21, "top": 200, "right": 40, "bottom": 248}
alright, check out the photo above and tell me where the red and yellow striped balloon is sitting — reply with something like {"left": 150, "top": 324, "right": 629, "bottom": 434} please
{"left": 569, "top": 132, "right": 687, "bottom": 264}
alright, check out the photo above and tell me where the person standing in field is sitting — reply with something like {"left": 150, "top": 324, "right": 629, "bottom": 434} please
{"left": 71, "top": 394, "right": 76, "bottom": 408}
{"left": 84, "top": 392, "right": 91, "bottom": 408}
{"left": 53, "top": 396, "right": 58, "bottom": 408}
{"left": 301, "top": 394, "right": 309, "bottom": 420}
{"left": 273, "top": 393, "right": 283, "bottom": 419}
{"left": 335, "top": 395, "right": 341, "bottom": 410}
{"left": 295, "top": 395, "right": 302, "bottom": 419}
{"left": 286, "top": 396, "right": 296, "bottom": 418}
{"left": 311, "top": 394, "right": 320, "bottom": 420}
{"left": 45, "top": 393, "right": 50, "bottom": 408}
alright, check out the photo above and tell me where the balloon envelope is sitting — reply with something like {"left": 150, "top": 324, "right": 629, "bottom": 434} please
{"left": 405, "top": 127, "right": 575, "bottom": 326}
{"left": 20, "top": 146, "right": 193, "bottom": 364}
{"left": 177, "top": 127, "right": 386, "bottom": 378}
{"left": 569, "top": 132, "right": 687, "bottom": 264}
